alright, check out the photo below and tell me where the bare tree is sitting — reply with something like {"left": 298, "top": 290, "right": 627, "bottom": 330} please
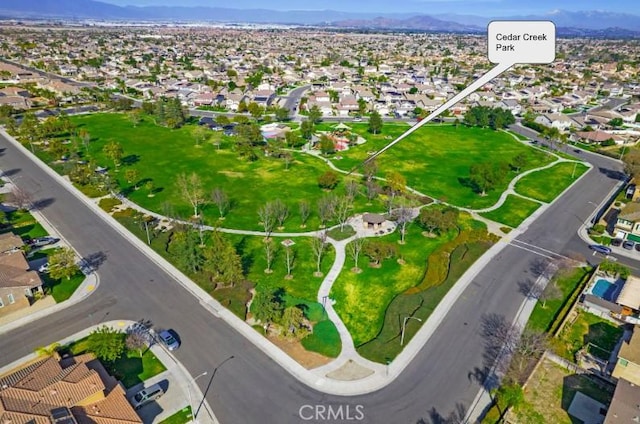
{"left": 299, "top": 200, "right": 310, "bottom": 228}
{"left": 258, "top": 202, "right": 277, "bottom": 238}
{"left": 264, "top": 239, "right": 276, "bottom": 273}
{"left": 395, "top": 206, "right": 414, "bottom": 244}
{"left": 211, "top": 187, "right": 230, "bottom": 219}
{"left": 365, "top": 180, "right": 381, "bottom": 203}
{"left": 333, "top": 195, "right": 353, "bottom": 231}
{"left": 348, "top": 236, "right": 366, "bottom": 273}
{"left": 311, "top": 232, "right": 328, "bottom": 276}
{"left": 284, "top": 245, "right": 295, "bottom": 278}
{"left": 345, "top": 180, "right": 360, "bottom": 200}
{"left": 126, "top": 333, "right": 147, "bottom": 357}
{"left": 317, "top": 194, "right": 337, "bottom": 228}
{"left": 273, "top": 199, "right": 289, "bottom": 229}
{"left": 176, "top": 172, "right": 205, "bottom": 217}
{"left": 8, "top": 186, "right": 33, "bottom": 210}
{"left": 363, "top": 158, "right": 378, "bottom": 182}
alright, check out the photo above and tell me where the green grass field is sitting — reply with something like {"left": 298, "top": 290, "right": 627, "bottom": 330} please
{"left": 0, "top": 209, "right": 48, "bottom": 240}
{"left": 515, "top": 162, "right": 589, "bottom": 203}
{"left": 43, "top": 271, "right": 85, "bottom": 303}
{"left": 160, "top": 407, "right": 193, "bottom": 424}
{"left": 331, "top": 213, "right": 486, "bottom": 347}
{"left": 328, "top": 123, "right": 553, "bottom": 209}
{"left": 357, "top": 240, "right": 491, "bottom": 363}
{"left": 67, "top": 113, "right": 388, "bottom": 230}
{"left": 481, "top": 194, "right": 542, "bottom": 228}
{"left": 555, "top": 310, "right": 623, "bottom": 361}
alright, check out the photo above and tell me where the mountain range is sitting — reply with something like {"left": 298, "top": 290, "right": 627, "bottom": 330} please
{"left": 1, "top": 0, "right": 639, "bottom": 34}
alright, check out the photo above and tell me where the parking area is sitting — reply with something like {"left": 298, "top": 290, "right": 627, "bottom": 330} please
{"left": 126, "top": 369, "right": 193, "bottom": 424}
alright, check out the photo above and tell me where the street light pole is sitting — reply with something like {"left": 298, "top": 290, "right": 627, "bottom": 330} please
{"left": 187, "top": 371, "right": 208, "bottom": 423}
{"left": 401, "top": 316, "right": 422, "bottom": 346}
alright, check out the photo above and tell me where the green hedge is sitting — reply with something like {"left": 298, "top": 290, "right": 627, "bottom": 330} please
{"left": 549, "top": 269, "right": 594, "bottom": 336}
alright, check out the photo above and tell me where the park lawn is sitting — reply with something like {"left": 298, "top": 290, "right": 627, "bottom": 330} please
{"left": 515, "top": 162, "right": 589, "bottom": 203}
{"left": 0, "top": 209, "right": 48, "bottom": 240}
{"left": 42, "top": 269, "right": 85, "bottom": 303}
{"left": 358, "top": 240, "right": 491, "bottom": 363}
{"left": 329, "top": 124, "right": 553, "bottom": 209}
{"left": 481, "top": 194, "right": 542, "bottom": 228}
{"left": 509, "top": 359, "right": 614, "bottom": 424}
{"left": 332, "top": 213, "right": 484, "bottom": 347}
{"left": 555, "top": 310, "right": 624, "bottom": 361}
{"left": 67, "top": 113, "right": 389, "bottom": 231}
{"left": 301, "top": 320, "right": 342, "bottom": 358}
{"left": 227, "top": 234, "right": 334, "bottom": 302}
{"left": 526, "top": 267, "right": 593, "bottom": 333}
{"left": 160, "top": 407, "right": 193, "bottom": 424}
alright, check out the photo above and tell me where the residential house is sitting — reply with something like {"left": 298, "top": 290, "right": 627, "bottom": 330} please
{"left": 534, "top": 113, "right": 578, "bottom": 131}
{"left": 0, "top": 353, "right": 142, "bottom": 424}
{"left": 0, "top": 251, "right": 43, "bottom": 317}
{"left": 615, "top": 202, "right": 640, "bottom": 240}
{"left": 575, "top": 130, "right": 622, "bottom": 145}
{"left": 604, "top": 378, "right": 640, "bottom": 423}
{"left": 251, "top": 90, "right": 276, "bottom": 107}
{"left": 496, "top": 99, "right": 522, "bottom": 115}
{"left": 0, "top": 232, "right": 23, "bottom": 254}
{"left": 613, "top": 329, "right": 640, "bottom": 386}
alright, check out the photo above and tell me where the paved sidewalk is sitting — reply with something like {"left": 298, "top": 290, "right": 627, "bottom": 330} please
{"left": 0, "top": 320, "right": 218, "bottom": 424}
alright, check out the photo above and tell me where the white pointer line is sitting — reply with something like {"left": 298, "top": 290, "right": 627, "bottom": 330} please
{"left": 357, "top": 61, "right": 513, "bottom": 168}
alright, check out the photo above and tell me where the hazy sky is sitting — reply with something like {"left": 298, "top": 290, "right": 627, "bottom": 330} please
{"left": 102, "top": 0, "right": 639, "bottom": 15}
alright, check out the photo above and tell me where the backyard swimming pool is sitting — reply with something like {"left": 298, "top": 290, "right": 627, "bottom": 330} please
{"left": 591, "top": 278, "right": 619, "bottom": 302}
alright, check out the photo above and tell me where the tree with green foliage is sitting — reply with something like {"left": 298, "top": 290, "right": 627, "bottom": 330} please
{"left": 203, "top": 231, "right": 243, "bottom": 287}
{"left": 385, "top": 171, "right": 406, "bottom": 212}
{"left": 368, "top": 110, "right": 383, "bottom": 134}
{"left": 48, "top": 247, "right": 79, "bottom": 281}
{"left": 281, "top": 306, "right": 309, "bottom": 339}
{"left": 608, "top": 117, "right": 624, "bottom": 128}
{"left": 170, "top": 228, "right": 204, "bottom": 273}
{"left": 247, "top": 102, "right": 264, "bottom": 120}
{"left": 103, "top": 141, "right": 124, "bottom": 168}
{"left": 251, "top": 289, "right": 284, "bottom": 331}
{"left": 319, "top": 134, "right": 335, "bottom": 155}
{"left": 469, "top": 162, "right": 508, "bottom": 196}
{"left": 35, "top": 343, "right": 61, "bottom": 357}
{"left": 275, "top": 107, "right": 290, "bottom": 122}
{"left": 363, "top": 241, "right": 397, "bottom": 267}
{"left": 308, "top": 105, "right": 322, "bottom": 124}
{"left": 418, "top": 206, "right": 458, "bottom": 236}
{"left": 300, "top": 119, "right": 315, "bottom": 140}
{"left": 318, "top": 170, "right": 340, "bottom": 190}
{"left": 87, "top": 326, "right": 126, "bottom": 362}
{"left": 124, "top": 168, "right": 140, "bottom": 188}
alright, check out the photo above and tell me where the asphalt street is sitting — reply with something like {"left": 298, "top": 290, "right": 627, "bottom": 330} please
{"left": 0, "top": 128, "right": 626, "bottom": 423}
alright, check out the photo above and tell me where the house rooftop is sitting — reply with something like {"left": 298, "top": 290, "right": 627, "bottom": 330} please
{"left": 618, "top": 327, "right": 640, "bottom": 364}
{"left": 617, "top": 275, "right": 640, "bottom": 311}
{"left": 604, "top": 378, "right": 640, "bottom": 423}
{"left": 0, "top": 232, "right": 23, "bottom": 253}
{"left": 618, "top": 202, "right": 640, "bottom": 222}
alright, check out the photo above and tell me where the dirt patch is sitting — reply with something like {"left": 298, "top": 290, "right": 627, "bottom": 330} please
{"left": 268, "top": 336, "right": 333, "bottom": 369}
{"left": 326, "top": 359, "right": 375, "bottom": 381}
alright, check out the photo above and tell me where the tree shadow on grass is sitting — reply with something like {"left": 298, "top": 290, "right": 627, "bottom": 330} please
{"left": 121, "top": 154, "right": 140, "bottom": 166}
{"left": 457, "top": 176, "right": 480, "bottom": 194}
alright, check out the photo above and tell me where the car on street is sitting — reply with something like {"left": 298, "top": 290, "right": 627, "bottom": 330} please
{"left": 590, "top": 244, "right": 612, "bottom": 255}
{"left": 353, "top": 116, "right": 363, "bottom": 122}
{"left": 611, "top": 238, "right": 623, "bottom": 247}
{"left": 157, "top": 329, "right": 180, "bottom": 350}
{"left": 635, "top": 243, "right": 640, "bottom": 252}
{"left": 27, "top": 236, "right": 60, "bottom": 248}
{"left": 623, "top": 240, "right": 635, "bottom": 250}
{"left": 131, "top": 383, "right": 164, "bottom": 410}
